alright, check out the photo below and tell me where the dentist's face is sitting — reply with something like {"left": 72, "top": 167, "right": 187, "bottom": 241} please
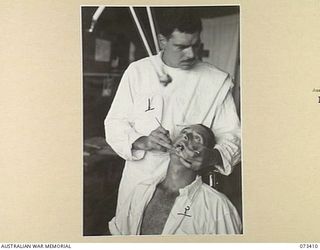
{"left": 160, "top": 30, "right": 201, "bottom": 70}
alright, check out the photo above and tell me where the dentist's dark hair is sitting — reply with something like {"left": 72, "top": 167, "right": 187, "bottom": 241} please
{"left": 155, "top": 7, "right": 202, "bottom": 38}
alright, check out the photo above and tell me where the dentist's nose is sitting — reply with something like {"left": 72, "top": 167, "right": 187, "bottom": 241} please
{"left": 184, "top": 47, "right": 195, "bottom": 59}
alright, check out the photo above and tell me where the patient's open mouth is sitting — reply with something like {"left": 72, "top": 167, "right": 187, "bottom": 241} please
{"left": 174, "top": 143, "right": 192, "bottom": 164}
{"left": 175, "top": 143, "right": 184, "bottom": 151}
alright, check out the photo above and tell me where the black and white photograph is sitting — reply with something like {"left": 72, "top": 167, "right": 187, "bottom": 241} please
{"left": 82, "top": 5, "right": 242, "bottom": 236}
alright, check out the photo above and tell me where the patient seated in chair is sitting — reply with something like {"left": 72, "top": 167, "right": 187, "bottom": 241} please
{"left": 109, "top": 124, "right": 242, "bottom": 235}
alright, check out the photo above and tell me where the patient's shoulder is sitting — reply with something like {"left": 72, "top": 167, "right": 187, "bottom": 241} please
{"left": 196, "top": 183, "right": 238, "bottom": 215}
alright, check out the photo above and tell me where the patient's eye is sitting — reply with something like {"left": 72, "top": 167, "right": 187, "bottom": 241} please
{"left": 194, "top": 134, "right": 203, "bottom": 144}
{"left": 180, "top": 130, "right": 188, "bottom": 140}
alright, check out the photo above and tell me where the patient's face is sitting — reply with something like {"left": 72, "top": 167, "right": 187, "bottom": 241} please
{"left": 171, "top": 124, "right": 215, "bottom": 166}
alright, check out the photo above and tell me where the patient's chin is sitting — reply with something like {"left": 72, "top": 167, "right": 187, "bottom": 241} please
{"left": 179, "top": 157, "right": 192, "bottom": 169}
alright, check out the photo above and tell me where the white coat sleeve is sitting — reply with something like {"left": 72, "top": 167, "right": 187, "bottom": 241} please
{"left": 207, "top": 196, "right": 242, "bottom": 234}
{"left": 214, "top": 211, "right": 242, "bottom": 234}
{"left": 212, "top": 78, "right": 241, "bottom": 175}
{"left": 104, "top": 65, "right": 146, "bottom": 161}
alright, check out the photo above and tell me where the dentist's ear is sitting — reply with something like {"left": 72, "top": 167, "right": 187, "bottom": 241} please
{"left": 158, "top": 34, "right": 168, "bottom": 50}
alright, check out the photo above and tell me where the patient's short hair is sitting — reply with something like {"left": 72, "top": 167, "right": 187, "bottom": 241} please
{"left": 196, "top": 124, "right": 216, "bottom": 149}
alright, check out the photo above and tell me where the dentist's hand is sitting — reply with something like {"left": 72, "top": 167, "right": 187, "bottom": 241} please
{"left": 132, "top": 126, "right": 173, "bottom": 152}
